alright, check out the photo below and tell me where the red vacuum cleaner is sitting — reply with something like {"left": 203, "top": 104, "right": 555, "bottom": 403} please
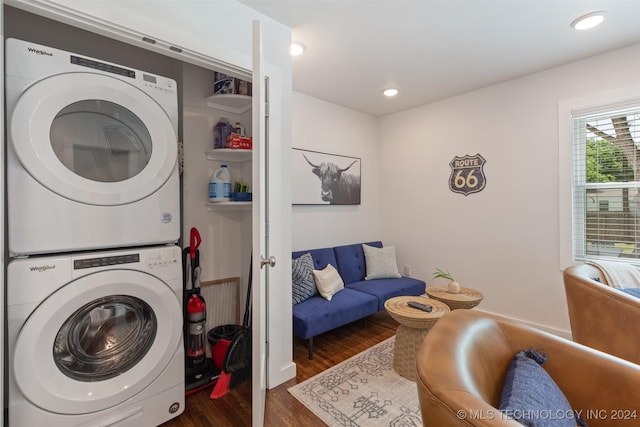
{"left": 183, "top": 228, "right": 220, "bottom": 395}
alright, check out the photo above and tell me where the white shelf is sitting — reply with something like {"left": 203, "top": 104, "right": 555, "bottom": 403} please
{"left": 206, "top": 201, "right": 252, "bottom": 211}
{"left": 205, "top": 94, "right": 252, "bottom": 114}
{"left": 206, "top": 148, "right": 252, "bottom": 163}
{"left": 205, "top": 92, "right": 251, "bottom": 209}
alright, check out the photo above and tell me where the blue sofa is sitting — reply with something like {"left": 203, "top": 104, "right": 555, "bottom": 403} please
{"left": 292, "top": 241, "right": 426, "bottom": 359}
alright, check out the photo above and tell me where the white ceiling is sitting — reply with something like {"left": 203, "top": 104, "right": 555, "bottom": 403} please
{"left": 240, "top": 0, "right": 640, "bottom": 117}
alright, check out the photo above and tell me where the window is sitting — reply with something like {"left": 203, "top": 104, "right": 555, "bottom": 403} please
{"left": 572, "top": 105, "right": 640, "bottom": 261}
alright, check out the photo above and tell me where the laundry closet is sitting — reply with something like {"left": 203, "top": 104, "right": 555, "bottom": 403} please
{"left": 2, "top": 2, "right": 294, "bottom": 426}
{"left": 181, "top": 61, "right": 254, "bottom": 310}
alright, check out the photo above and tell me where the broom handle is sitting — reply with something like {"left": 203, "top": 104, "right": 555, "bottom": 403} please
{"left": 243, "top": 253, "right": 252, "bottom": 329}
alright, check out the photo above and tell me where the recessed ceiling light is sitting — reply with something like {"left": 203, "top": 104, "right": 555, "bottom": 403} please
{"left": 383, "top": 88, "right": 399, "bottom": 97}
{"left": 571, "top": 11, "right": 606, "bottom": 30}
{"left": 290, "top": 41, "right": 306, "bottom": 56}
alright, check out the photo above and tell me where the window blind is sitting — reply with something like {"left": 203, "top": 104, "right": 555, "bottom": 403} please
{"left": 572, "top": 106, "right": 640, "bottom": 261}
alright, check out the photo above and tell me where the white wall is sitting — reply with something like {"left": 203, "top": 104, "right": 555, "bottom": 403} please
{"left": 379, "top": 43, "right": 640, "bottom": 335}
{"left": 292, "top": 92, "right": 382, "bottom": 251}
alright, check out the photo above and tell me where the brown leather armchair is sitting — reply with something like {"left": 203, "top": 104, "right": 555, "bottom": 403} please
{"left": 416, "top": 309, "right": 640, "bottom": 426}
{"left": 563, "top": 263, "right": 640, "bottom": 365}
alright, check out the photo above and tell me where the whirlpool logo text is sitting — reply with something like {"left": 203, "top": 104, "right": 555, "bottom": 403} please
{"left": 29, "top": 265, "right": 56, "bottom": 272}
{"left": 27, "top": 47, "right": 53, "bottom": 56}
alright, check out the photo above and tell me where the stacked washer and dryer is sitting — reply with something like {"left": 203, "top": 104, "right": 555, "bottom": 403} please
{"left": 5, "top": 38, "right": 185, "bottom": 426}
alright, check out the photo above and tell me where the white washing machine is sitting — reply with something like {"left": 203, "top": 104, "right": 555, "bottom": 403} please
{"left": 7, "top": 245, "right": 185, "bottom": 426}
{"left": 6, "top": 38, "right": 180, "bottom": 256}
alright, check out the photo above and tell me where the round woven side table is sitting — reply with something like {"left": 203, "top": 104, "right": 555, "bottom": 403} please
{"left": 384, "top": 296, "right": 449, "bottom": 380}
{"left": 425, "top": 286, "right": 484, "bottom": 310}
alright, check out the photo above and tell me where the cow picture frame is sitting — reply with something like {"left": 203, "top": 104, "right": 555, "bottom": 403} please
{"left": 292, "top": 148, "right": 361, "bottom": 205}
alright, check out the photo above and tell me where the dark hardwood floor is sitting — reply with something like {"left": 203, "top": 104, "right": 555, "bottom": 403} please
{"left": 160, "top": 311, "right": 399, "bottom": 426}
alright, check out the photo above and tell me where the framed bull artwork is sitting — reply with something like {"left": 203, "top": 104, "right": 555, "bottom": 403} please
{"left": 292, "top": 148, "right": 361, "bottom": 205}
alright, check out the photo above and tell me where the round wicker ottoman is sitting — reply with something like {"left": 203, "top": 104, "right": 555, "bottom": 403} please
{"left": 425, "top": 285, "right": 484, "bottom": 310}
{"left": 384, "top": 296, "right": 449, "bottom": 380}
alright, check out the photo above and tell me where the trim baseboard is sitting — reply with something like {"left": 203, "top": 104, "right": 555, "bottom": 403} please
{"left": 476, "top": 309, "right": 573, "bottom": 341}
{"left": 267, "top": 362, "right": 297, "bottom": 390}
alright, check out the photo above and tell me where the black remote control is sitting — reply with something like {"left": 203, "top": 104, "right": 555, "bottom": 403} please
{"left": 407, "top": 301, "right": 432, "bottom": 312}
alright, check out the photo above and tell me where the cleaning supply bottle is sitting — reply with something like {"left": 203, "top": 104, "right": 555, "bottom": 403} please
{"left": 209, "top": 164, "right": 231, "bottom": 202}
{"left": 234, "top": 121, "right": 245, "bottom": 136}
{"left": 213, "top": 118, "right": 234, "bottom": 149}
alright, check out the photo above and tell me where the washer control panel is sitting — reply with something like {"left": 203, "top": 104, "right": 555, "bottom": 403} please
{"left": 74, "top": 254, "right": 140, "bottom": 270}
{"left": 145, "top": 248, "right": 180, "bottom": 269}
{"left": 72, "top": 247, "right": 179, "bottom": 272}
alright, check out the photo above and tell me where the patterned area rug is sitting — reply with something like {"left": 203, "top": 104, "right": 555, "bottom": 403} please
{"left": 288, "top": 337, "right": 422, "bottom": 426}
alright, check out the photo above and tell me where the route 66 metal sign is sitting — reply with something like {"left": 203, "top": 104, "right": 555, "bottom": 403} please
{"left": 449, "top": 154, "right": 487, "bottom": 196}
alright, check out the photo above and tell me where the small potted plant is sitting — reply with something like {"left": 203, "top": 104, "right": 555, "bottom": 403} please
{"left": 433, "top": 268, "right": 460, "bottom": 294}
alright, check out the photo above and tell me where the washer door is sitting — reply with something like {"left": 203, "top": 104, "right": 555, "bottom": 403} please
{"left": 9, "top": 72, "right": 177, "bottom": 206}
{"left": 13, "top": 270, "right": 182, "bottom": 415}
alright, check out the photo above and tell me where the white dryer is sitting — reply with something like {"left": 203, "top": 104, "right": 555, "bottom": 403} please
{"left": 7, "top": 245, "right": 184, "bottom": 426}
{"left": 6, "top": 38, "right": 180, "bottom": 256}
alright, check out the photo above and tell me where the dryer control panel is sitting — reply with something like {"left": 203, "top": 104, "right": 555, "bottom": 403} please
{"left": 6, "top": 38, "right": 178, "bottom": 110}
{"left": 69, "top": 53, "right": 176, "bottom": 95}
{"left": 71, "top": 55, "right": 136, "bottom": 78}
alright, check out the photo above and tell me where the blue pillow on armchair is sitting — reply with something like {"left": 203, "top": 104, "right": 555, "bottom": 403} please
{"left": 499, "top": 349, "right": 587, "bottom": 426}
{"left": 619, "top": 288, "right": 640, "bottom": 299}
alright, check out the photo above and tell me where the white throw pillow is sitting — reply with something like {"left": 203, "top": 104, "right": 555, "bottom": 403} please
{"left": 362, "top": 244, "right": 401, "bottom": 280}
{"left": 313, "top": 264, "right": 344, "bottom": 301}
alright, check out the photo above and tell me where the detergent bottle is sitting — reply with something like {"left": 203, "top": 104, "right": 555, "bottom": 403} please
{"left": 213, "top": 118, "right": 234, "bottom": 149}
{"left": 209, "top": 164, "right": 231, "bottom": 202}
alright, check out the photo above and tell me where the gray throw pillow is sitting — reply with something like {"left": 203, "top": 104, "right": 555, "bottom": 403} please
{"left": 362, "top": 244, "right": 401, "bottom": 280}
{"left": 292, "top": 253, "right": 317, "bottom": 304}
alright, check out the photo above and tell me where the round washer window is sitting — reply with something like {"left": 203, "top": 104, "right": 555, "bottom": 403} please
{"left": 53, "top": 295, "right": 157, "bottom": 382}
{"left": 50, "top": 100, "right": 153, "bottom": 183}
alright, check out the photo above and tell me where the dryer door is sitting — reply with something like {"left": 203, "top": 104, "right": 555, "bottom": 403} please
{"left": 9, "top": 72, "right": 177, "bottom": 206}
{"left": 12, "top": 269, "right": 182, "bottom": 415}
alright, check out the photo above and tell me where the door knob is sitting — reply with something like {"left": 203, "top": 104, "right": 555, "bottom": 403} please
{"left": 260, "top": 255, "right": 276, "bottom": 269}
